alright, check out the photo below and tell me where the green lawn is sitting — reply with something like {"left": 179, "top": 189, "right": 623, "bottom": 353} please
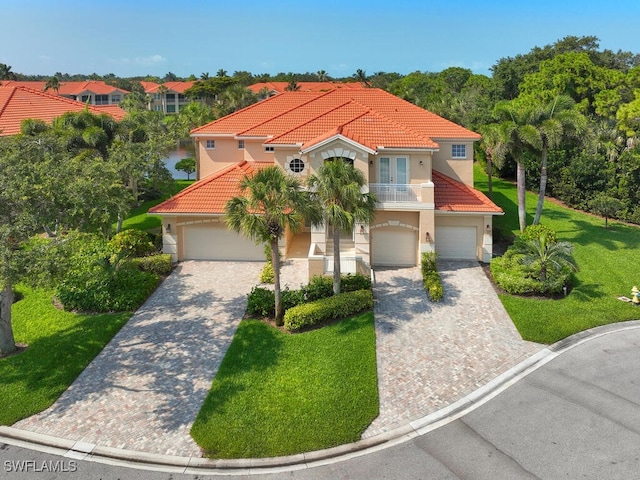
{"left": 0, "top": 286, "right": 131, "bottom": 425}
{"left": 475, "top": 164, "right": 640, "bottom": 344}
{"left": 120, "top": 180, "right": 193, "bottom": 231}
{"left": 191, "top": 312, "right": 379, "bottom": 459}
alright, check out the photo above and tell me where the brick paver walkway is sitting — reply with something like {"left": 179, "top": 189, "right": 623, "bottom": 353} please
{"left": 363, "top": 260, "right": 543, "bottom": 437}
{"left": 14, "top": 261, "right": 263, "bottom": 457}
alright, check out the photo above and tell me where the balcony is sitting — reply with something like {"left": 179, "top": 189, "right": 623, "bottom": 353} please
{"left": 369, "top": 184, "right": 421, "bottom": 203}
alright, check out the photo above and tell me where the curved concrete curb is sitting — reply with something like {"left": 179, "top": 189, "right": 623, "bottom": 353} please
{"left": 2, "top": 320, "right": 640, "bottom": 475}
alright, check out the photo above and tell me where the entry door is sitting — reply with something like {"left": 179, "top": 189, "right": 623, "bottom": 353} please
{"left": 379, "top": 157, "right": 409, "bottom": 184}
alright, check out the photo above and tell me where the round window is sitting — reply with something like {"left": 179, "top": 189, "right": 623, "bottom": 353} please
{"left": 289, "top": 158, "right": 305, "bottom": 173}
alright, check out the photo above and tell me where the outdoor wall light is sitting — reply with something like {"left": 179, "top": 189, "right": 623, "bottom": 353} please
{"left": 419, "top": 160, "right": 424, "bottom": 166}
{"left": 166, "top": 223, "right": 171, "bottom": 233}
{"left": 360, "top": 225, "right": 366, "bottom": 234}
{"left": 425, "top": 231, "right": 432, "bottom": 242}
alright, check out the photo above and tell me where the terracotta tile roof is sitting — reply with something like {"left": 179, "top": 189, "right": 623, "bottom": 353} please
{"left": 192, "top": 88, "right": 479, "bottom": 150}
{"left": 0, "top": 85, "right": 126, "bottom": 136}
{"left": 149, "top": 161, "right": 273, "bottom": 214}
{"left": 247, "top": 81, "right": 367, "bottom": 94}
{"left": 0, "top": 80, "right": 128, "bottom": 95}
{"left": 433, "top": 171, "right": 503, "bottom": 213}
{"left": 141, "top": 81, "right": 194, "bottom": 94}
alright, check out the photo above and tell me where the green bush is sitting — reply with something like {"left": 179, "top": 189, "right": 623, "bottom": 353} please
{"left": 519, "top": 224, "right": 557, "bottom": 244}
{"left": 56, "top": 264, "right": 159, "bottom": 312}
{"left": 302, "top": 276, "right": 334, "bottom": 301}
{"left": 490, "top": 251, "right": 571, "bottom": 296}
{"left": 260, "top": 262, "right": 274, "bottom": 284}
{"left": 420, "top": 252, "right": 444, "bottom": 302}
{"left": 341, "top": 273, "right": 372, "bottom": 292}
{"left": 129, "top": 254, "right": 173, "bottom": 275}
{"left": 424, "top": 271, "right": 444, "bottom": 301}
{"left": 109, "top": 229, "right": 157, "bottom": 258}
{"left": 247, "top": 287, "right": 275, "bottom": 317}
{"left": 284, "top": 290, "right": 374, "bottom": 332}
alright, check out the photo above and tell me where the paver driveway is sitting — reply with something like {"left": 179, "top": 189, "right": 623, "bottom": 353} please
{"left": 364, "top": 260, "right": 543, "bottom": 437}
{"left": 14, "top": 261, "right": 263, "bottom": 457}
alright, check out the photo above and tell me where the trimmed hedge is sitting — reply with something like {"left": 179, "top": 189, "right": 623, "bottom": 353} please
{"left": 284, "top": 290, "right": 374, "bottom": 332}
{"left": 421, "top": 252, "right": 444, "bottom": 302}
{"left": 260, "top": 262, "right": 275, "bottom": 284}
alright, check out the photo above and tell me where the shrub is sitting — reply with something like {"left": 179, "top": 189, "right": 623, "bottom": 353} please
{"left": 341, "top": 273, "right": 372, "bottom": 292}
{"left": 129, "top": 254, "right": 173, "bottom": 275}
{"left": 260, "top": 262, "right": 274, "bottom": 284}
{"left": 109, "top": 229, "right": 157, "bottom": 258}
{"left": 57, "top": 264, "right": 159, "bottom": 312}
{"left": 246, "top": 287, "right": 275, "bottom": 317}
{"left": 282, "top": 288, "right": 306, "bottom": 310}
{"left": 284, "top": 290, "right": 374, "bottom": 332}
{"left": 302, "top": 276, "right": 334, "bottom": 301}
{"left": 420, "top": 252, "right": 444, "bottom": 302}
{"left": 519, "top": 224, "right": 557, "bottom": 244}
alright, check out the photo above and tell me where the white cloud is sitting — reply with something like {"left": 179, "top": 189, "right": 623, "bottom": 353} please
{"left": 118, "top": 54, "right": 167, "bottom": 66}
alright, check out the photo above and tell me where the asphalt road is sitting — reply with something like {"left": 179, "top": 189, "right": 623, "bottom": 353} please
{"left": 2, "top": 324, "right": 639, "bottom": 480}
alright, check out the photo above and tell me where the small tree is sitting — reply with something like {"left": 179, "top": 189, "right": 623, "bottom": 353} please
{"left": 175, "top": 157, "right": 196, "bottom": 180}
{"left": 515, "top": 234, "right": 578, "bottom": 282}
{"left": 589, "top": 192, "right": 622, "bottom": 228}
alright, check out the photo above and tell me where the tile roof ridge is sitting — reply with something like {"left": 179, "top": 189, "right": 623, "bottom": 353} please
{"left": 0, "top": 85, "right": 17, "bottom": 118}
{"left": 11, "top": 84, "right": 108, "bottom": 110}
{"left": 233, "top": 90, "right": 336, "bottom": 136}
{"left": 267, "top": 99, "right": 369, "bottom": 144}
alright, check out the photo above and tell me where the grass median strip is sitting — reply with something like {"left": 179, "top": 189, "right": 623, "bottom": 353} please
{"left": 0, "top": 286, "right": 131, "bottom": 425}
{"left": 191, "top": 312, "right": 379, "bottom": 459}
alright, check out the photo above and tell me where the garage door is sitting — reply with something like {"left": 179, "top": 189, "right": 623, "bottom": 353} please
{"left": 372, "top": 228, "right": 417, "bottom": 266}
{"left": 435, "top": 226, "right": 477, "bottom": 260}
{"left": 183, "top": 224, "right": 264, "bottom": 261}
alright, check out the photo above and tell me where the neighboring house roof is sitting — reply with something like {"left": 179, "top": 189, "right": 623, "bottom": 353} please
{"left": 192, "top": 88, "right": 479, "bottom": 152}
{"left": 0, "top": 85, "right": 126, "bottom": 136}
{"left": 0, "top": 80, "right": 128, "bottom": 95}
{"left": 433, "top": 171, "right": 502, "bottom": 213}
{"left": 149, "top": 161, "right": 501, "bottom": 215}
{"left": 141, "top": 81, "right": 195, "bottom": 94}
{"left": 247, "top": 82, "right": 367, "bottom": 95}
{"left": 149, "top": 161, "right": 273, "bottom": 214}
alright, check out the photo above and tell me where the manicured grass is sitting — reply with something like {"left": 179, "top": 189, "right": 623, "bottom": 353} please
{"left": 120, "top": 180, "right": 193, "bottom": 231}
{"left": 191, "top": 312, "right": 379, "bottom": 458}
{"left": 475, "top": 164, "right": 640, "bottom": 344}
{"left": 0, "top": 286, "right": 131, "bottom": 425}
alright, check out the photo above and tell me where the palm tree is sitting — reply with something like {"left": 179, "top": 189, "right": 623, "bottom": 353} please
{"left": 225, "top": 167, "right": 318, "bottom": 325}
{"left": 307, "top": 158, "right": 377, "bottom": 295}
{"left": 44, "top": 75, "right": 60, "bottom": 93}
{"left": 216, "top": 69, "right": 228, "bottom": 77}
{"left": 0, "top": 63, "right": 17, "bottom": 81}
{"left": 316, "top": 70, "right": 329, "bottom": 81}
{"left": 217, "top": 84, "right": 258, "bottom": 116}
{"left": 285, "top": 80, "right": 300, "bottom": 92}
{"left": 515, "top": 234, "right": 578, "bottom": 282}
{"left": 492, "top": 100, "right": 530, "bottom": 232}
{"left": 478, "top": 123, "right": 508, "bottom": 199}
{"left": 157, "top": 84, "right": 168, "bottom": 114}
{"left": 200, "top": 72, "right": 210, "bottom": 80}
{"left": 518, "top": 96, "right": 587, "bottom": 225}
{"left": 353, "top": 69, "right": 370, "bottom": 87}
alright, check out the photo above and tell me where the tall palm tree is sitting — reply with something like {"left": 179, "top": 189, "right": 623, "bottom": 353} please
{"left": 200, "top": 72, "right": 210, "bottom": 80}
{"left": 307, "top": 158, "right": 377, "bottom": 295}
{"left": 492, "top": 100, "right": 530, "bottom": 232}
{"left": 353, "top": 69, "right": 370, "bottom": 87}
{"left": 225, "top": 167, "right": 319, "bottom": 325}
{"left": 478, "top": 123, "right": 508, "bottom": 199}
{"left": 0, "top": 63, "right": 17, "bottom": 81}
{"left": 518, "top": 96, "right": 587, "bottom": 225}
{"left": 316, "top": 70, "right": 329, "bottom": 81}
{"left": 157, "top": 84, "right": 168, "bottom": 114}
{"left": 216, "top": 69, "right": 228, "bottom": 77}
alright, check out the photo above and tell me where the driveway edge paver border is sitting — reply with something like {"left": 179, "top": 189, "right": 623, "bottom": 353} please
{"left": 3, "top": 320, "right": 640, "bottom": 475}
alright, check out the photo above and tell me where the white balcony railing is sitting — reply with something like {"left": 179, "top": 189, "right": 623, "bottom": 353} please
{"left": 369, "top": 184, "right": 421, "bottom": 203}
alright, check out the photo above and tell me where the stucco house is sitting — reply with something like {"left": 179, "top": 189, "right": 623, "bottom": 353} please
{"left": 0, "top": 80, "right": 128, "bottom": 106}
{"left": 140, "top": 81, "right": 195, "bottom": 114}
{"left": 150, "top": 88, "right": 502, "bottom": 277}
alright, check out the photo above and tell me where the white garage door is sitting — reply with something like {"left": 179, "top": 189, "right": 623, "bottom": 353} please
{"left": 372, "top": 228, "right": 417, "bottom": 266}
{"left": 183, "top": 224, "right": 264, "bottom": 261}
{"left": 436, "top": 226, "right": 477, "bottom": 260}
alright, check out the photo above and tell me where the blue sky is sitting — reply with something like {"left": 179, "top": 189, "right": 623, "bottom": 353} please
{"left": 3, "top": 0, "right": 640, "bottom": 78}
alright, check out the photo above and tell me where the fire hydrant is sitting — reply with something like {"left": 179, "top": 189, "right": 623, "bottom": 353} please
{"left": 632, "top": 286, "right": 640, "bottom": 305}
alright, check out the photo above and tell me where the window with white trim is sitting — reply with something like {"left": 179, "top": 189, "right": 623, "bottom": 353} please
{"left": 289, "top": 158, "right": 305, "bottom": 173}
{"left": 111, "top": 94, "right": 121, "bottom": 103}
{"left": 94, "top": 94, "right": 109, "bottom": 105}
{"left": 265, "top": 146, "right": 275, "bottom": 152}
{"left": 206, "top": 140, "right": 215, "bottom": 149}
{"left": 238, "top": 140, "right": 245, "bottom": 149}
{"left": 452, "top": 144, "right": 466, "bottom": 159}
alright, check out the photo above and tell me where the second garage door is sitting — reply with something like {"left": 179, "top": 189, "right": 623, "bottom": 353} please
{"left": 372, "top": 228, "right": 417, "bottom": 266}
{"left": 183, "top": 224, "right": 264, "bottom": 261}
{"left": 435, "top": 226, "right": 477, "bottom": 260}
